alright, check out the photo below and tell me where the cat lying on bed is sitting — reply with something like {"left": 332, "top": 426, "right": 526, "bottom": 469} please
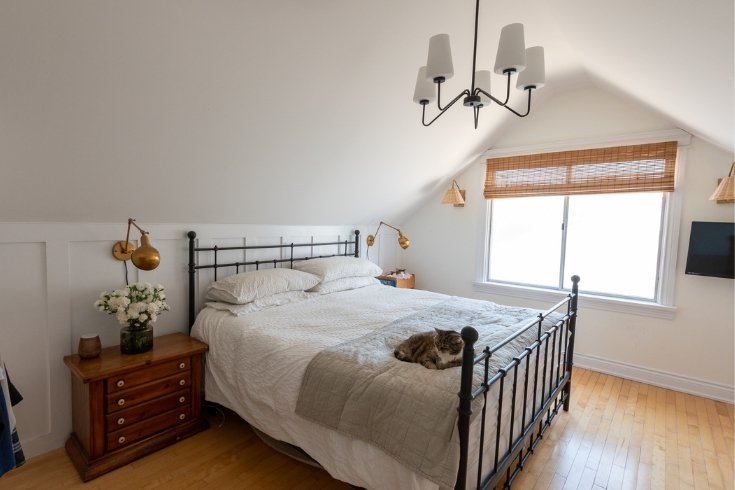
{"left": 394, "top": 328, "right": 464, "bottom": 370}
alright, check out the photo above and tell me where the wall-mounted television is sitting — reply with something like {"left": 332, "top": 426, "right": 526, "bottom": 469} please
{"left": 685, "top": 221, "right": 734, "bottom": 279}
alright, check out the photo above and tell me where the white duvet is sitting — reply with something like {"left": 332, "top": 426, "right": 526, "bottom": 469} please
{"left": 191, "top": 284, "right": 449, "bottom": 490}
{"left": 191, "top": 284, "right": 564, "bottom": 490}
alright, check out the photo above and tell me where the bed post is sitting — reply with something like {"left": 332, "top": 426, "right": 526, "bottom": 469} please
{"left": 563, "top": 275, "right": 580, "bottom": 411}
{"left": 354, "top": 230, "right": 360, "bottom": 258}
{"left": 188, "top": 231, "right": 197, "bottom": 333}
{"left": 455, "top": 326, "right": 478, "bottom": 490}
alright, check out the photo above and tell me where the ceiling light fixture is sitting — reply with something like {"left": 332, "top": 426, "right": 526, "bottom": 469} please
{"left": 413, "top": 0, "right": 545, "bottom": 129}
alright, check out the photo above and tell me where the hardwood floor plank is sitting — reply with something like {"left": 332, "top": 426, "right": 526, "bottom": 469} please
{"left": 621, "top": 446, "right": 641, "bottom": 490}
{"left": 650, "top": 434, "right": 666, "bottom": 490}
{"left": 635, "top": 462, "right": 652, "bottom": 490}
{"left": 703, "top": 450, "right": 724, "bottom": 489}
{"left": 696, "top": 397, "right": 716, "bottom": 453}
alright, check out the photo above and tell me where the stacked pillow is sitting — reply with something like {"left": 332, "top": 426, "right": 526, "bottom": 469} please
{"left": 205, "top": 268, "right": 321, "bottom": 313}
{"left": 294, "top": 257, "right": 382, "bottom": 294}
{"left": 204, "top": 257, "right": 383, "bottom": 316}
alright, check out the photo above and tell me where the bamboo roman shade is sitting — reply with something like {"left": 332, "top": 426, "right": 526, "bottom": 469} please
{"left": 484, "top": 141, "right": 678, "bottom": 199}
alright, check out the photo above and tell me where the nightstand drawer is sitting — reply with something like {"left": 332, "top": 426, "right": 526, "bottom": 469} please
{"left": 106, "top": 357, "right": 191, "bottom": 394}
{"left": 106, "top": 372, "right": 191, "bottom": 414}
{"left": 106, "top": 406, "right": 192, "bottom": 452}
{"left": 106, "top": 388, "right": 190, "bottom": 431}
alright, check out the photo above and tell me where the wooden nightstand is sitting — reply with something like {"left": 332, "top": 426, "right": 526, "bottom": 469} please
{"left": 376, "top": 274, "right": 416, "bottom": 289}
{"left": 63, "top": 333, "right": 209, "bottom": 481}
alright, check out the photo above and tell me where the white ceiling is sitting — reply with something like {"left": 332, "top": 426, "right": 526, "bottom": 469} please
{"left": 0, "top": 1, "right": 731, "bottom": 225}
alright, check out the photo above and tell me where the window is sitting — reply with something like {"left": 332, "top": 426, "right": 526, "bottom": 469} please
{"left": 477, "top": 134, "right": 691, "bottom": 314}
{"left": 488, "top": 192, "right": 665, "bottom": 301}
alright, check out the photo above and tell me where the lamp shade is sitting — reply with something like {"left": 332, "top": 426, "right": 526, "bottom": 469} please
{"left": 413, "top": 66, "right": 437, "bottom": 104}
{"left": 425, "top": 34, "right": 454, "bottom": 82}
{"left": 131, "top": 234, "right": 161, "bottom": 271}
{"left": 516, "top": 46, "right": 545, "bottom": 90}
{"left": 397, "top": 231, "right": 410, "bottom": 250}
{"left": 709, "top": 176, "right": 735, "bottom": 201}
{"left": 475, "top": 70, "right": 492, "bottom": 107}
{"left": 441, "top": 188, "right": 465, "bottom": 205}
{"left": 494, "top": 23, "right": 526, "bottom": 75}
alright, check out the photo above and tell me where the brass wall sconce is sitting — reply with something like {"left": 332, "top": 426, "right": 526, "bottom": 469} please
{"left": 709, "top": 162, "right": 735, "bottom": 203}
{"left": 441, "top": 180, "right": 465, "bottom": 207}
{"left": 366, "top": 222, "right": 410, "bottom": 250}
{"left": 112, "top": 219, "right": 161, "bottom": 271}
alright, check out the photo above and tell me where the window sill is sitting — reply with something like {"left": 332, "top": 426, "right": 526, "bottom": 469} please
{"left": 471, "top": 281, "right": 677, "bottom": 320}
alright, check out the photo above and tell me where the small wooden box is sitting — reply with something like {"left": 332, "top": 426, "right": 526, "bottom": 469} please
{"left": 63, "top": 333, "right": 209, "bottom": 481}
{"left": 376, "top": 274, "right": 415, "bottom": 289}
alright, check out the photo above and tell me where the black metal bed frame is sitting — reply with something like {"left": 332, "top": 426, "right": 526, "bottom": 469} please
{"left": 186, "top": 230, "right": 579, "bottom": 490}
{"left": 187, "top": 230, "right": 361, "bottom": 329}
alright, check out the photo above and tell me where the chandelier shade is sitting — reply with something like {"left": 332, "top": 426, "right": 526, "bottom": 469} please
{"left": 494, "top": 23, "right": 527, "bottom": 75}
{"left": 413, "top": 67, "right": 437, "bottom": 104}
{"left": 516, "top": 46, "right": 546, "bottom": 90}
{"left": 475, "top": 71, "right": 492, "bottom": 107}
{"left": 413, "top": 0, "right": 545, "bottom": 129}
{"left": 425, "top": 34, "right": 454, "bottom": 82}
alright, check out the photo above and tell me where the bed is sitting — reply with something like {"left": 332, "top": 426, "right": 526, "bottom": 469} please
{"left": 186, "top": 230, "right": 579, "bottom": 490}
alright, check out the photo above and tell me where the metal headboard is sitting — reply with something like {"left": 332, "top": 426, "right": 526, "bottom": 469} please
{"left": 187, "top": 230, "right": 360, "bottom": 331}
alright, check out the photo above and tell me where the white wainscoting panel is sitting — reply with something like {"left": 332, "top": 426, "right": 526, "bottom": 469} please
{"left": 0, "top": 242, "right": 51, "bottom": 448}
{"left": 0, "top": 223, "right": 391, "bottom": 459}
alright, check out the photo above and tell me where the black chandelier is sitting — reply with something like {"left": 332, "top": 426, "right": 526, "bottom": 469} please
{"left": 413, "top": 0, "right": 545, "bottom": 128}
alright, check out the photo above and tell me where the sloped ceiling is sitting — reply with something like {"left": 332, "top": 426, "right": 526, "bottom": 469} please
{"left": 0, "top": 1, "right": 731, "bottom": 225}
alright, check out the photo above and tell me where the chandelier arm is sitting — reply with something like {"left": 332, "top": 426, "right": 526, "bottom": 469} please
{"left": 500, "top": 88, "right": 533, "bottom": 118}
{"left": 502, "top": 72, "right": 512, "bottom": 105}
{"left": 474, "top": 106, "right": 479, "bottom": 129}
{"left": 475, "top": 88, "right": 505, "bottom": 106}
{"left": 422, "top": 89, "right": 472, "bottom": 127}
{"left": 437, "top": 81, "right": 447, "bottom": 111}
{"left": 473, "top": 73, "right": 512, "bottom": 107}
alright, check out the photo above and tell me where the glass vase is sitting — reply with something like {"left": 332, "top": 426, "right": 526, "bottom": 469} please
{"left": 120, "top": 324, "right": 153, "bottom": 355}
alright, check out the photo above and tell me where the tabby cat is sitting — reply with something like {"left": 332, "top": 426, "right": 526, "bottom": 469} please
{"left": 394, "top": 328, "right": 464, "bottom": 370}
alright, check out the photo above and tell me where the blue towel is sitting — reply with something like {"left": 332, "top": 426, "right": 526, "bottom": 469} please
{"left": 0, "top": 387, "right": 15, "bottom": 477}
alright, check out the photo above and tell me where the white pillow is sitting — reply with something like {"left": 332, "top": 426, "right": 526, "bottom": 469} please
{"left": 204, "top": 268, "right": 321, "bottom": 304}
{"left": 205, "top": 290, "right": 316, "bottom": 316}
{"left": 293, "top": 256, "right": 382, "bottom": 283}
{"left": 307, "top": 276, "right": 380, "bottom": 295}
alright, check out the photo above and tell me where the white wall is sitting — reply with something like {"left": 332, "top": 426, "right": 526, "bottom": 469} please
{"left": 0, "top": 222, "right": 401, "bottom": 459}
{"left": 402, "top": 86, "right": 735, "bottom": 398}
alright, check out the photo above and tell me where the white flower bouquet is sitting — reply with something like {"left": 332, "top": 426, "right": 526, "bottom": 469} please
{"left": 94, "top": 283, "right": 170, "bottom": 330}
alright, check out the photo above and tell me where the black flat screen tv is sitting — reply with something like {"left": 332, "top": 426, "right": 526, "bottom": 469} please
{"left": 684, "top": 221, "right": 734, "bottom": 279}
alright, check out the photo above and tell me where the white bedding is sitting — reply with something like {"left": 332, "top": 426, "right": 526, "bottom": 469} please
{"left": 191, "top": 284, "right": 449, "bottom": 490}
{"left": 191, "top": 284, "right": 565, "bottom": 490}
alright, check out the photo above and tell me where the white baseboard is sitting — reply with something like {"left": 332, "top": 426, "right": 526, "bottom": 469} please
{"left": 574, "top": 353, "right": 734, "bottom": 404}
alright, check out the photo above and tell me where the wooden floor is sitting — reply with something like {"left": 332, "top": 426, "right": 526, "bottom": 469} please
{"left": 0, "top": 367, "right": 732, "bottom": 490}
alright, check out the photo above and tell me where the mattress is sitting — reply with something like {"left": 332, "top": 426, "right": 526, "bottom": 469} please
{"left": 191, "top": 284, "right": 564, "bottom": 490}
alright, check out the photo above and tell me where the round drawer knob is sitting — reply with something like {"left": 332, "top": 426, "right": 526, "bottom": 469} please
{"left": 179, "top": 397, "right": 185, "bottom": 403}
{"left": 118, "top": 436, "right": 125, "bottom": 444}
{"left": 117, "top": 380, "right": 124, "bottom": 387}
{"left": 117, "top": 418, "right": 125, "bottom": 425}
{"left": 179, "top": 362, "right": 186, "bottom": 369}
{"left": 179, "top": 414, "right": 186, "bottom": 420}
{"left": 179, "top": 380, "right": 185, "bottom": 386}
{"left": 117, "top": 399, "right": 125, "bottom": 406}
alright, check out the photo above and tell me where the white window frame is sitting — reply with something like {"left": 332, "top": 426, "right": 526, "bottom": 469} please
{"left": 472, "top": 129, "right": 692, "bottom": 320}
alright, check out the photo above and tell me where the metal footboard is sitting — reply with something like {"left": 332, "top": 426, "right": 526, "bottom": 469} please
{"left": 455, "top": 275, "right": 580, "bottom": 490}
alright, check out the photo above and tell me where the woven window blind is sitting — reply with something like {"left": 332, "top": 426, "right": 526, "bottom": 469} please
{"left": 484, "top": 141, "right": 678, "bottom": 199}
